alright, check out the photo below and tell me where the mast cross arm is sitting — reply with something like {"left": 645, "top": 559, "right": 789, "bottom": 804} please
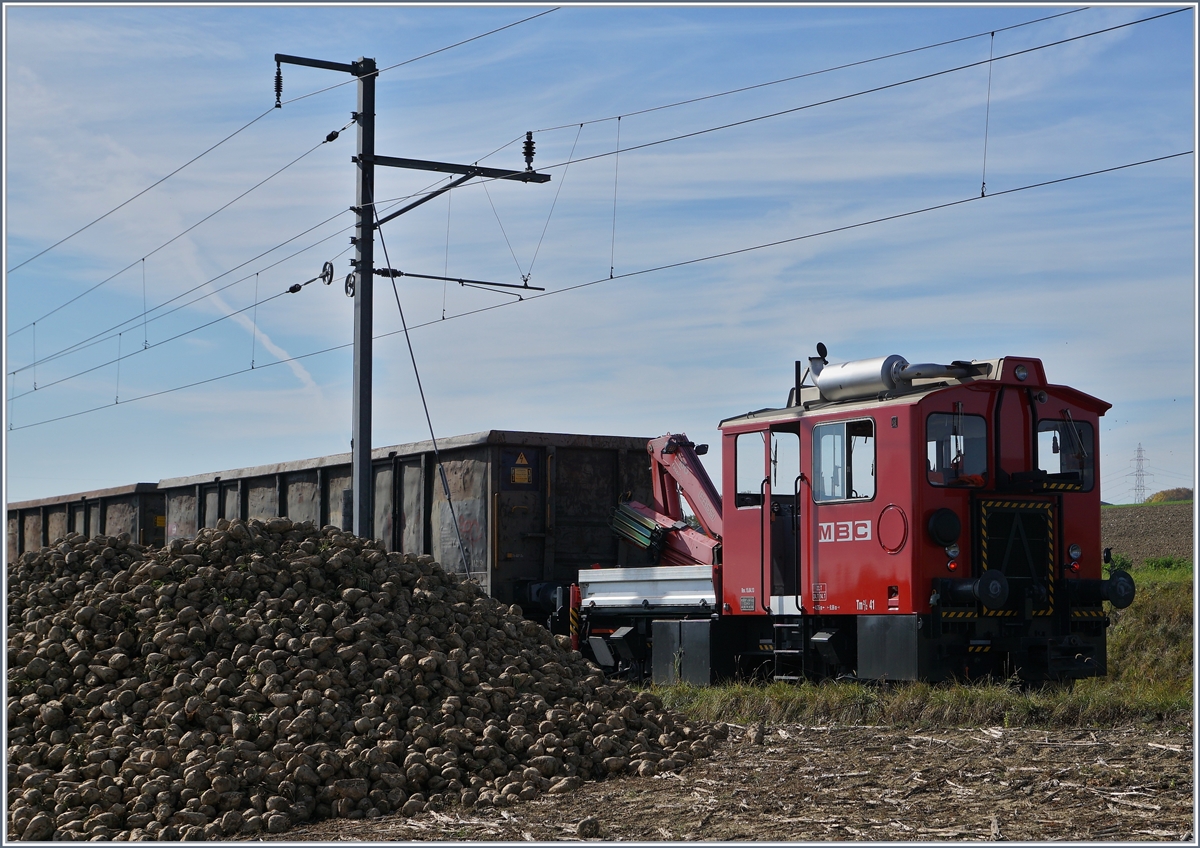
{"left": 362, "top": 154, "right": 550, "bottom": 183}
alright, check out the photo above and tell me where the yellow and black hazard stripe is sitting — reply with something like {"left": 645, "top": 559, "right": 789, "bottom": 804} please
{"left": 1071, "top": 609, "right": 1106, "bottom": 618}
{"left": 978, "top": 499, "right": 1055, "bottom": 618}
{"left": 1041, "top": 481, "right": 1084, "bottom": 491}
{"left": 967, "top": 644, "right": 992, "bottom": 653}
{"left": 941, "top": 610, "right": 978, "bottom": 619}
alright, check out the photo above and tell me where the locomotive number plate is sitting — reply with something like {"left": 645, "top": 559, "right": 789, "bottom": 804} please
{"left": 739, "top": 596, "right": 755, "bottom": 611}
{"left": 812, "top": 583, "right": 828, "bottom": 601}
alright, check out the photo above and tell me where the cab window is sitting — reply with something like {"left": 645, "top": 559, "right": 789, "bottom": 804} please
{"left": 1037, "top": 418, "right": 1095, "bottom": 491}
{"left": 735, "top": 431, "right": 767, "bottom": 508}
{"left": 927, "top": 412, "right": 988, "bottom": 487}
{"left": 812, "top": 419, "right": 875, "bottom": 502}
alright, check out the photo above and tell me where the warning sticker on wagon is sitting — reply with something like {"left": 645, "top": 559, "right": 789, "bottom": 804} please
{"left": 812, "top": 583, "right": 828, "bottom": 602}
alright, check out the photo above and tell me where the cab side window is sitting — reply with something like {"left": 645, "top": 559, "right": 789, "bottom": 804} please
{"left": 812, "top": 419, "right": 875, "bottom": 502}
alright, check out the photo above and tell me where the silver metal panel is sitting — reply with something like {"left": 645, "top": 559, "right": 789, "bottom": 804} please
{"left": 432, "top": 454, "right": 488, "bottom": 576}
{"left": 285, "top": 471, "right": 321, "bottom": 525}
{"left": 203, "top": 488, "right": 220, "bottom": 528}
{"left": 7, "top": 514, "right": 20, "bottom": 562}
{"left": 166, "top": 492, "right": 196, "bottom": 541}
{"left": 45, "top": 508, "right": 68, "bottom": 546}
{"left": 651, "top": 620, "right": 714, "bottom": 685}
{"left": 769, "top": 595, "right": 805, "bottom": 616}
{"left": 23, "top": 513, "right": 42, "bottom": 550}
{"left": 652, "top": 620, "right": 682, "bottom": 684}
{"left": 577, "top": 564, "right": 715, "bottom": 608}
{"left": 857, "top": 614, "right": 923, "bottom": 681}
{"left": 398, "top": 459, "right": 424, "bottom": 555}
{"left": 373, "top": 464, "right": 393, "bottom": 551}
{"left": 245, "top": 478, "right": 276, "bottom": 522}
{"left": 103, "top": 499, "right": 138, "bottom": 538}
{"left": 326, "top": 468, "right": 352, "bottom": 530}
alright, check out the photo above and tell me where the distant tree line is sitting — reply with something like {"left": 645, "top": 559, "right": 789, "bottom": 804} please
{"left": 1146, "top": 487, "right": 1193, "bottom": 503}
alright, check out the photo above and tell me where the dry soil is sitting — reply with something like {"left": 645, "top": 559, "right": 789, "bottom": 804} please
{"left": 268, "top": 722, "right": 1193, "bottom": 842}
{"left": 1101, "top": 502, "right": 1194, "bottom": 567}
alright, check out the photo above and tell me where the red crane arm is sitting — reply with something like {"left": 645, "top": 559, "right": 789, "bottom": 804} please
{"left": 648, "top": 434, "right": 723, "bottom": 538}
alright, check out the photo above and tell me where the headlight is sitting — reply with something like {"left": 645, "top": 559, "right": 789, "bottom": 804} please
{"left": 1014, "top": 364, "right": 1028, "bottom": 381}
{"left": 945, "top": 543, "right": 960, "bottom": 558}
{"left": 1068, "top": 543, "right": 1082, "bottom": 560}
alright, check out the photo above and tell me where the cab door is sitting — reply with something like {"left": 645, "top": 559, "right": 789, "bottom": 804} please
{"left": 721, "top": 426, "right": 802, "bottom": 616}
{"left": 768, "top": 427, "right": 802, "bottom": 612}
{"left": 723, "top": 428, "right": 771, "bottom": 615}
{"left": 803, "top": 416, "right": 879, "bottom": 614}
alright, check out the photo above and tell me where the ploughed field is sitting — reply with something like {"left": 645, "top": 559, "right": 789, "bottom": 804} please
{"left": 1101, "top": 501, "right": 1193, "bottom": 567}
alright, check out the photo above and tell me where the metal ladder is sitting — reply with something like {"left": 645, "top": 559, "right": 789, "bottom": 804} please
{"left": 773, "top": 622, "right": 805, "bottom": 682}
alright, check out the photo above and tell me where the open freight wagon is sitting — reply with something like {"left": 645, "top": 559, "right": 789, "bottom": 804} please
{"left": 6, "top": 431, "right": 653, "bottom": 615}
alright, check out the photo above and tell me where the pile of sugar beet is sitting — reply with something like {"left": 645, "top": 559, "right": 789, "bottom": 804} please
{"left": 7, "top": 518, "right": 726, "bottom": 841}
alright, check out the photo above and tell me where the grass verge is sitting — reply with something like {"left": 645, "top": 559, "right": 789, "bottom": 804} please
{"left": 658, "top": 573, "right": 1192, "bottom": 730}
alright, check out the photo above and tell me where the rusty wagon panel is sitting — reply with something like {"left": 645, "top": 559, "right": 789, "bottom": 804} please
{"left": 8, "top": 432, "right": 654, "bottom": 615}
{"left": 5, "top": 483, "right": 165, "bottom": 557}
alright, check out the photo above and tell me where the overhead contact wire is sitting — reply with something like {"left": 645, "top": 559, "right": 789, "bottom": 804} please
{"left": 5, "top": 107, "right": 277, "bottom": 275}
{"left": 35, "top": 172, "right": 455, "bottom": 370}
{"left": 10, "top": 150, "right": 1189, "bottom": 432}
{"left": 12, "top": 11, "right": 550, "bottom": 332}
{"left": 7, "top": 288, "right": 294, "bottom": 402}
{"left": 517, "top": 9, "right": 1191, "bottom": 178}
{"left": 8, "top": 137, "right": 331, "bottom": 338}
{"left": 11, "top": 207, "right": 354, "bottom": 375}
{"left": 534, "top": 7, "right": 1090, "bottom": 133}
{"left": 8, "top": 8, "right": 559, "bottom": 277}
{"left": 14, "top": 174, "right": 453, "bottom": 378}
{"left": 380, "top": 8, "right": 1183, "bottom": 211}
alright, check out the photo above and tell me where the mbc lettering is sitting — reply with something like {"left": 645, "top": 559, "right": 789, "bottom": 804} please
{"left": 817, "top": 520, "right": 872, "bottom": 542}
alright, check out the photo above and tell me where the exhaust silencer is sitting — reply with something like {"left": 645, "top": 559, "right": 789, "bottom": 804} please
{"left": 811, "top": 354, "right": 977, "bottom": 402}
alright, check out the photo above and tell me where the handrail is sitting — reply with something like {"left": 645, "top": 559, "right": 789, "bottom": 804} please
{"left": 760, "top": 477, "right": 771, "bottom": 614}
{"left": 793, "top": 473, "right": 804, "bottom": 613}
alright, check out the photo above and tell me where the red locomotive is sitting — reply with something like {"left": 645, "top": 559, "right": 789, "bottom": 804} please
{"left": 577, "top": 345, "right": 1135, "bottom": 684}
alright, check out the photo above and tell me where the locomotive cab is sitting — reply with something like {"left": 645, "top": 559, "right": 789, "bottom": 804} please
{"left": 581, "top": 347, "right": 1133, "bottom": 686}
{"left": 715, "top": 350, "right": 1132, "bottom": 684}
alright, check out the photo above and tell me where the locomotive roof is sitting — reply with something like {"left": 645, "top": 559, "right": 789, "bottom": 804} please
{"left": 719, "top": 356, "right": 1110, "bottom": 429}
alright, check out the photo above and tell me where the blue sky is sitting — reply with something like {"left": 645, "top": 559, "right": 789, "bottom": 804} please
{"left": 3, "top": 4, "right": 1196, "bottom": 507}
